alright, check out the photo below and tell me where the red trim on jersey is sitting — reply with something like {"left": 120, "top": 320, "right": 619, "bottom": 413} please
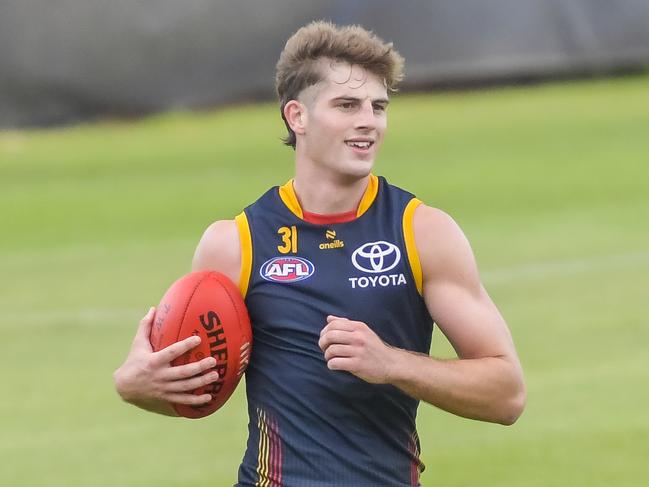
{"left": 411, "top": 458, "right": 419, "bottom": 486}
{"left": 302, "top": 209, "right": 358, "bottom": 225}
{"left": 409, "top": 433, "right": 422, "bottom": 486}
{"left": 270, "top": 415, "right": 282, "bottom": 486}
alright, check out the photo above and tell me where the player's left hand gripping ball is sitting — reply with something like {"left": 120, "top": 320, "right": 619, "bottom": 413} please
{"left": 150, "top": 271, "right": 252, "bottom": 418}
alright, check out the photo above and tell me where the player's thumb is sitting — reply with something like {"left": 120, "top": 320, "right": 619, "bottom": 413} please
{"left": 135, "top": 307, "right": 156, "bottom": 344}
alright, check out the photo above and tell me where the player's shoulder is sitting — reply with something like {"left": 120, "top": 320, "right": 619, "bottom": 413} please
{"left": 201, "top": 219, "right": 240, "bottom": 246}
{"left": 191, "top": 219, "right": 241, "bottom": 284}
{"left": 413, "top": 203, "right": 463, "bottom": 239}
{"left": 412, "top": 203, "right": 477, "bottom": 280}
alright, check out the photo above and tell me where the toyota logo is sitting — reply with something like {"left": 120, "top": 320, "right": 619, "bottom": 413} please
{"left": 351, "top": 241, "right": 401, "bottom": 273}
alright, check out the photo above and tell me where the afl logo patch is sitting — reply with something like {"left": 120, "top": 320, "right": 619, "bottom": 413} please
{"left": 351, "top": 241, "right": 401, "bottom": 273}
{"left": 260, "top": 256, "right": 315, "bottom": 283}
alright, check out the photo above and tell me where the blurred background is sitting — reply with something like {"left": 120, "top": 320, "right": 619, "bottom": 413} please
{"left": 1, "top": 1, "right": 648, "bottom": 486}
{"left": 2, "top": 0, "right": 649, "bottom": 128}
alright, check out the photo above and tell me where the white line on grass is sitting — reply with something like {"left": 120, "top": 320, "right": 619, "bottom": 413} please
{"left": 0, "top": 307, "right": 144, "bottom": 327}
{"left": 1, "top": 250, "right": 648, "bottom": 325}
{"left": 482, "top": 250, "right": 649, "bottom": 285}
{"left": 0, "top": 238, "right": 195, "bottom": 268}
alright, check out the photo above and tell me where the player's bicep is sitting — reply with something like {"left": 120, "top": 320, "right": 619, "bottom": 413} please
{"left": 425, "top": 279, "right": 515, "bottom": 360}
{"left": 414, "top": 205, "right": 516, "bottom": 360}
{"left": 191, "top": 220, "right": 241, "bottom": 285}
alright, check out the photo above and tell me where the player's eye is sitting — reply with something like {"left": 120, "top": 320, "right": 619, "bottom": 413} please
{"left": 339, "top": 102, "right": 354, "bottom": 109}
{"left": 373, "top": 104, "right": 387, "bottom": 112}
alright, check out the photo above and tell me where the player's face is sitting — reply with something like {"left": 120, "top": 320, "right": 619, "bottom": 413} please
{"left": 300, "top": 62, "right": 389, "bottom": 179}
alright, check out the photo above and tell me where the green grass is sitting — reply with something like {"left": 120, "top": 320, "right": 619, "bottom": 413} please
{"left": 1, "top": 72, "right": 648, "bottom": 486}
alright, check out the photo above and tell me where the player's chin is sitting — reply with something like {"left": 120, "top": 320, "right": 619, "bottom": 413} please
{"left": 340, "top": 158, "right": 374, "bottom": 178}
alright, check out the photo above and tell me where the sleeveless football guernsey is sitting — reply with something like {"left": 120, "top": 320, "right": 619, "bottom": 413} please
{"left": 233, "top": 175, "right": 433, "bottom": 487}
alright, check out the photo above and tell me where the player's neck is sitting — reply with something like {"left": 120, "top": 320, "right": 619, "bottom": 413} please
{"left": 293, "top": 167, "right": 370, "bottom": 215}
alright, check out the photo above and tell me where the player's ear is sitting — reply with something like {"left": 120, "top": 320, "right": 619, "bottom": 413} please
{"left": 283, "top": 100, "right": 307, "bottom": 136}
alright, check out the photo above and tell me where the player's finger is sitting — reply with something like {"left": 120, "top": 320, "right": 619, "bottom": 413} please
{"left": 153, "top": 335, "right": 201, "bottom": 366}
{"left": 318, "top": 329, "right": 355, "bottom": 350}
{"left": 323, "top": 344, "right": 354, "bottom": 361}
{"left": 164, "top": 392, "right": 212, "bottom": 406}
{"left": 166, "top": 371, "right": 220, "bottom": 392}
{"left": 320, "top": 318, "right": 356, "bottom": 337}
{"left": 237, "top": 362, "right": 248, "bottom": 375}
{"left": 326, "top": 357, "right": 355, "bottom": 372}
{"left": 238, "top": 352, "right": 250, "bottom": 367}
{"left": 326, "top": 314, "right": 348, "bottom": 323}
{"left": 159, "top": 355, "right": 217, "bottom": 380}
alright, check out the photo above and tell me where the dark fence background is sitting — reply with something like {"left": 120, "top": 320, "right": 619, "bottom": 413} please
{"left": 1, "top": 0, "right": 648, "bottom": 128}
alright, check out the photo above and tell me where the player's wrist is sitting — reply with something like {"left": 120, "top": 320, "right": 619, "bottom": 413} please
{"left": 128, "top": 396, "right": 180, "bottom": 416}
{"left": 382, "top": 345, "right": 410, "bottom": 384}
{"left": 113, "top": 367, "right": 149, "bottom": 405}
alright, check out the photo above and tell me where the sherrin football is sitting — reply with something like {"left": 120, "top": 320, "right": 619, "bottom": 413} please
{"left": 150, "top": 270, "right": 252, "bottom": 418}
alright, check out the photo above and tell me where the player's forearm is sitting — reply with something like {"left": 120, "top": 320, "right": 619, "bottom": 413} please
{"left": 386, "top": 348, "right": 525, "bottom": 425}
{"left": 119, "top": 395, "right": 178, "bottom": 416}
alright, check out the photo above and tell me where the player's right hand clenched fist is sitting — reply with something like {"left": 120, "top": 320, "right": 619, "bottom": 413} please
{"left": 112, "top": 307, "right": 220, "bottom": 416}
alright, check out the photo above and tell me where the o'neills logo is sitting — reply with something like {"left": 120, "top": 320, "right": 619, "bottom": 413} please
{"left": 260, "top": 256, "right": 315, "bottom": 283}
{"left": 319, "top": 229, "right": 345, "bottom": 250}
{"left": 319, "top": 239, "right": 344, "bottom": 250}
{"left": 198, "top": 311, "right": 227, "bottom": 399}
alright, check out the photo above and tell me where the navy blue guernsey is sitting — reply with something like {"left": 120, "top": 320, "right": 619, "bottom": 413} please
{"left": 234, "top": 175, "right": 433, "bottom": 487}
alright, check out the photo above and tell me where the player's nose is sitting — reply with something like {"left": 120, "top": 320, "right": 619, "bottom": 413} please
{"left": 354, "top": 100, "right": 378, "bottom": 131}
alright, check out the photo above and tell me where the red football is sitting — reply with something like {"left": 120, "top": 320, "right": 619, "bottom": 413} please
{"left": 150, "top": 270, "right": 252, "bottom": 418}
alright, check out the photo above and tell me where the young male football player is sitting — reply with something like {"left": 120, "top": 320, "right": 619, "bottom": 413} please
{"left": 114, "top": 21, "right": 526, "bottom": 486}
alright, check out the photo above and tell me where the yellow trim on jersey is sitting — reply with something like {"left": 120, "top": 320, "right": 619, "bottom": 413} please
{"left": 235, "top": 212, "right": 253, "bottom": 298}
{"left": 256, "top": 408, "right": 270, "bottom": 487}
{"left": 278, "top": 180, "right": 303, "bottom": 219}
{"left": 403, "top": 198, "right": 423, "bottom": 295}
{"left": 356, "top": 173, "right": 379, "bottom": 217}
{"left": 279, "top": 174, "right": 379, "bottom": 220}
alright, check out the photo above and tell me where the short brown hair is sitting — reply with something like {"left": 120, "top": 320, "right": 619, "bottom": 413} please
{"left": 275, "top": 21, "right": 405, "bottom": 148}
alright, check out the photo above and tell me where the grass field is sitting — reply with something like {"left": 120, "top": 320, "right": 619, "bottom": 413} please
{"left": 1, "top": 72, "right": 648, "bottom": 486}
